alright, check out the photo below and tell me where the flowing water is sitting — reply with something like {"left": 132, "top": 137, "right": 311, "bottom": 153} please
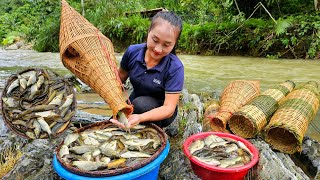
{"left": 0, "top": 49, "right": 319, "bottom": 141}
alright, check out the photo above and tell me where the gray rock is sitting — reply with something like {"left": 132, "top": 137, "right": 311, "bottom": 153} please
{"left": 5, "top": 44, "right": 19, "bottom": 50}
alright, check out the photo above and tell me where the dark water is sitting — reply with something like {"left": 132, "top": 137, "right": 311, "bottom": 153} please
{"left": 0, "top": 49, "right": 319, "bottom": 141}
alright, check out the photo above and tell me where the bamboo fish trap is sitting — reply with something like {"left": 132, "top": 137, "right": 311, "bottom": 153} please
{"left": 211, "top": 80, "right": 260, "bottom": 132}
{"left": 228, "top": 80, "right": 295, "bottom": 138}
{"left": 265, "top": 81, "right": 320, "bottom": 154}
{"left": 59, "top": 0, "right": 133, "bottom": 118}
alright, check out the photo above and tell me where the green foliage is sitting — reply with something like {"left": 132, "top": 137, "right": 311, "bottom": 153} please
{"left": 275, "top": 18, "right": 293, "bottom": 36}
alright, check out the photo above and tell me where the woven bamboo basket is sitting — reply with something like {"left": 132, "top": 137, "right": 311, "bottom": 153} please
{"left": 1, "top": 68, "right": 76, "bottom": 139}
{"left": 211, "top": 80, "right": 260, "bottom": 132}
{"left": 59, "top": 0, "right": 133, "bottom": 118}
{"left": 55, "top": 121, "right": 168, "bottom": 177}
{"left": 265, "top": 81, "right": 319, "bottom": 154}
{"left": 228, "top": 80, "right": 295, "bottom": 138}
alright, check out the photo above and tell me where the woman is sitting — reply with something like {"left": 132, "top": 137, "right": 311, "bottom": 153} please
{"left": 110, "top": 11, "right": 184, "bottom": 129}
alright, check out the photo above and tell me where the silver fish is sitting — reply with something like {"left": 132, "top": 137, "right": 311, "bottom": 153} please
{"left": 27, "top": 71, "right": 37, "bottom": 87}
{"left": 29, "top": 83, "right": 39, "bottom": 99}
{"left": 7, "top": 79, "right": 20, "bottom": 94}
{"left": 69, "top": 145, "right": 96, "bottom": 154}
{"left": 60, "top": 145, "right": 70, "bottom": 158}
{"left": 225, "top": 143, "right": 238, "bottom": 153}
{"left": 64, "top": 133, "right": 79, "bottom": 146}
{"left": 72, "top": 161, "right": 107, "bottom": 171}
{"left": 59, "top": 94, "right": 74, "bottom": 110}
{"left": 118, "top": 111, "right": 129, "bottom": 129}
{"left": 2, "top": 97, "right": 16, "bottom": 107}
{"left": 219, "top": 156, "right": 242, "bottom": 168}
{"left": 37, "top": 117, "right": 52, "bottom": 135}
{"left": 194, "top": 156, "right": 221, "bottom": 166}
{"left": 36, "top": 75, "right": 45, "bottom": 88}
{"left": 189, "top": 139, "right": 205, "bottom": 154}
{"left": 35, "top": 111, "right": 59, "bottom": 118}
{"left": 49, "top": 93, "right": 64, "bottom": 106}
{"left": 33, "top": 120, "right": 41, "bottom": 138}
{"left": 18, "top": 75, "right": 27, "bottom": 89}
{"left": 101, "top": 157, "right": 111, "bottom": 164}
{"left": 92, "top": 148, "right": 101, "bottom": 157}
{"left": 120, "top": 151, "right": 151, "bottom": 158}
{"left": 237, "top": 141, "right": 253, "bottom": 158}
{"left": 83, "top": 136, "right": 100, "bottom": 146}
{"left": 82, "top": 152, "right": 92, "bottom": 161}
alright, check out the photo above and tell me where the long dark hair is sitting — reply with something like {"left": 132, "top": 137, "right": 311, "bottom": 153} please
{"left": 148, "top": 11, "right": 183, "bottom": 54}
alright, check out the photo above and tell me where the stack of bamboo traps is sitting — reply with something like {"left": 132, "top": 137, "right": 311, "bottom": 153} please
{"left": 265, "top": 81, "right": 320, "bottom": 154}
{"left": 59, "top": 0, "right": 133, "bottom": 118}
{"left": 210, "top": 80, "right": 260, "bottom": 132}
{"left": 228, "top": 80, "right": 295, "bottom": 138}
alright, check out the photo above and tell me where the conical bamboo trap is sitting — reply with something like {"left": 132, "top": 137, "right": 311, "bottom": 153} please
{"left": 59, "top": 0, "right": 133, "bottom": 118}
{"left": 211, "top": 80, "right": 260, "bottom": 132}
{"left": 265, "top": 81, "right": 320, "bottom": 154}
{"left": 228, "top": 80, "right": 295, "bottom": 138}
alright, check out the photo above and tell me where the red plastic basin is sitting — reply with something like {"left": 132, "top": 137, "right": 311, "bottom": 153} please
{"left": 183, "top": 132, "right": 259, "bottom": 180}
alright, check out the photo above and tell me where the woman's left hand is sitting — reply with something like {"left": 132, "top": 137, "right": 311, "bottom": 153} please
{"left": 127, "top": 114, "right": 142, "bottom": 128}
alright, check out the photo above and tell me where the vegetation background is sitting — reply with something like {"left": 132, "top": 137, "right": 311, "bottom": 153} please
{"left": 0, "top": 0, "right": 319, "bottom": 59}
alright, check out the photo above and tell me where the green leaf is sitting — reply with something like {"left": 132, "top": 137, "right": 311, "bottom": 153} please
{"left": 275, "top": 18, "right": 293, "bottom": 36}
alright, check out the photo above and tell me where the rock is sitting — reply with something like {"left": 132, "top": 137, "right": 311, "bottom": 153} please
{"left": 5, "top": 44, "right": 19, "bottom": 50}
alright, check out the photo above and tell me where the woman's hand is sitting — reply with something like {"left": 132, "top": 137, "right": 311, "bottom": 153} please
{"left": 109, "top": 114, "right": 143, "bottom": 129}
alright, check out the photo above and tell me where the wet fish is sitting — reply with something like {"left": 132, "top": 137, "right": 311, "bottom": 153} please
{"left": 219, "top": 156, "right": 242, "bottom": 168}
{"left": 64, "top": 133, "right": 80, "bottom": 146}
{"left": 59, "top": 94, "right": 74, "bottom": 110}
{"left": 2, "top": 97, "right": 16, "bottom": 107}
{"left": 18, "top": 75, "right": 27, "bottom": 89}
{"left": 118, "top": 111, "right": 129, "bottom": 130}
{"left": 59, "top": 145, "right": 70, "bottom": 158}
{"left": 49, "top": 92, "right": 64, "bottom": 106}
{"left": 194, "top": 156, "right": 220, "bottom": 166}
{"left": 33, "top": 120, "right": 41, "bottom": 138}
{"left": 189, "top": 139, "right": 205, "bottom": 154}
{"left": 37, "top": 117, "right": 52, "bottom": 135}
{"left": 69, "top": 145, "right": 96, "bottom": 154}
{"left": 107, "top": 158, "right": 126, "bottom": 169}
{"left": 36, "top": 75, "right": 45, "bottom": 88}
{"left": 7, "top": 79, "right": 20, "bottom": 94}
{"left": 72, "top": 161, "right": 107, "bottom": 171}
{"left": 120, "top": 151, "right": 151, "bottom": 158}
{"left": 27, "top": 71, "right": 37, "bottom": 87}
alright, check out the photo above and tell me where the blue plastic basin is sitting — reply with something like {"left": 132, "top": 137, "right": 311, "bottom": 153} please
{"left": 53, "top": 141, "right": 170, "bottom": 180}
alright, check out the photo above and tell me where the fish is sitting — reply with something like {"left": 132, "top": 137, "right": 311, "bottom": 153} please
{"left": 82, "top": 152, "right": 92, "bottom": 161}
{"left": 92, "top": 148, "right": 101, "bottom": 157}
{"left": 2, "top": 97, "right": 16, "bottom": 108}
{"left": 7, "top": 79, "right": 20, "bottom": 94}
{"left": 69, "top": 145, "right": 96, "bottom": 154}
{"left": 225, "top": 143, "right": 238, "bottom": 153}
{"left": 219, "top": 156, "right": 242, "bottom": 168}
{"left": 48, "top": 92, "right": 64, "bottom": 106}
{"left": 59, "top": 94, "right": 74, "bottom": 110}
{"left": 83, "top": 137, "right": 100, "bottom": 146}
{"left": 27, "top": 71, "right": 37, "bottom": 87}
{"left": 118, "top": 111, "right": 129, "bottom": 130}
{"left": 72, "top": 161, "right": 107, "bottom": 171}
{"left": 29, "top": 83, "right": 39, "bottom": 99}
{"left": 35, "top": 110, "right": 59, "bottom": 118}
{"left": 36, "top": 75, "right": 45, "bottom": 88}
{"left": 237, "top": 141, "right": 253, "bottom": 158}
{"left": 189, "top": 139, "right": 205, "bottom": 154}
{"left": 37, "top": 117, "right": 52, "bottom": 135}
{"left": 59, "top": 145, "right": 70, "bottom": 158}
{"left": 101, "top": 157, "right": 111, "bottom": 164}
{"left": 107, "top": 158, "right": 126, "bottom": 169}
{"left": 18, "top": 75, "right": 27, "bottom": 89}
{"left": 120, "top": 151, "right": 151, "bottom": 158}
{"left": 194, "top": 156, "right": 221, "bottom": 166}
{"left": 64, "top": 133, "right": 80, "bottom": 146}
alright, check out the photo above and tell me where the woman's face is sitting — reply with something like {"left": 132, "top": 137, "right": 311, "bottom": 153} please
{"left": 146, "top": 19, "right": 180, "bottom": 61}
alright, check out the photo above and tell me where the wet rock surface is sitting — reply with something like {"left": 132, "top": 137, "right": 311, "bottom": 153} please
{"left": 0, "top": 90, "right": 319, "bottom": 179}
